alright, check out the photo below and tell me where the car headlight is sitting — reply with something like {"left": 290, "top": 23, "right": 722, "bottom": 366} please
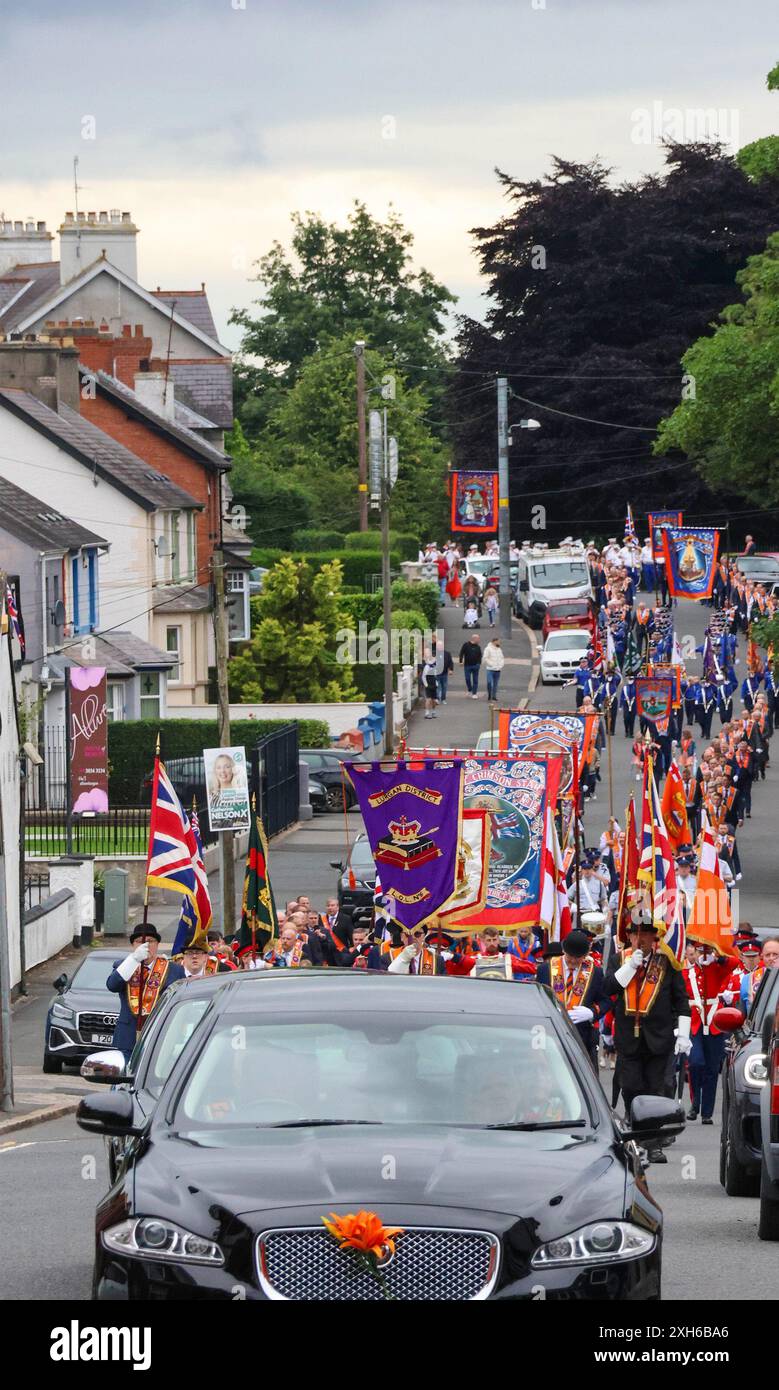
{"left": 102, "top": 1217, "right": 224, "bottom": 1265}
{"left": 51, "top": 1002, "right": 76, "bottom": 1023}
{"left": 531, "top": 1221, "right": 655, "bottom": 1267}
{"left": 744, "top": 1053, "right": 768, "bottom": 1088}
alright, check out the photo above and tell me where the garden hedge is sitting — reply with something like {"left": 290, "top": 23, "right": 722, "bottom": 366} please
{"left": 251, "top": 548, "right": 400, "bottom": 589}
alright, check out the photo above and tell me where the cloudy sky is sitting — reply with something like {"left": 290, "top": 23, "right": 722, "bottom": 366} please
{"left": 1, "top": 0, "right": 776, "bottom": 347}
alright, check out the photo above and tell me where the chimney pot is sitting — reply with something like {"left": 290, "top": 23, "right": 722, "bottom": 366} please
{"left": 37, "top": 221, "right": 46, "bottom": 231}
{"left": 122, "top": 324, "right": 132, "bottom": 338}
{"left": 99, "top": 210, "right": 108, "bottom": 222}
{"left": 14, "top": 221, "right": 22, "bottom": 231}
{"left": 122, "top": 212, "right": 131, "bottom": 222}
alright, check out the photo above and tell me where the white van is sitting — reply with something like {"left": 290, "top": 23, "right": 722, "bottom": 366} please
{"left": 515, "top": 546, "right": 593, "bottom": 628}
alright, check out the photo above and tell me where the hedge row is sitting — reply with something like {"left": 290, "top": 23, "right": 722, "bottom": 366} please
{"left": 291, "top": 528, "right": 347, "bottom": 550}
{"left": 342, "top": 531, "right": 420, "bottom": 561}
{"left": 107, "top": 717, "right": 330, "bottom": 805}
{"left": 251, "top": 548, "right": 400, "bottom": 589}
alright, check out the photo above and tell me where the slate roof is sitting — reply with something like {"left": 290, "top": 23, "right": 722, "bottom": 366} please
{"left": 151, "top": 583, "right": 212, "bottom": 614}
{"left": 0, "top": 473, "right": 107, "bottom": 551}
{"left": 0, "top": 262, "right": 61, "bottom": 331}
{"left": 49, "top": 629, "right": 175, "bottom": 678}
{"left": 0, "top": 389, "right": 203, "bottom": 513}
{"left": 151, "top": 290, "right": 218, "bottom": 340}
{"left": 167, "top": 358, "right": 233, "bottom": 428}
{"left": 88, "top": 369, "right": 230, "bottom": 471}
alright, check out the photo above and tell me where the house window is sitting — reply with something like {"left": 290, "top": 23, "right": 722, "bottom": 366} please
{"left": 185, "top": 511, "right": 196, "bottom": 582}
{"left": 225, "top": 570, "right": 249, "bottom": 641}
{"left": 139, "top": 670, "right": 162, "bottom": 720}
{"left": 170, "top": 512, "right": 181, "bottom": 583}
{"left": 106, "top": 682, "right": 125, "bottom": 723}
{"left": 87, "top": 550, "right": 98, "bottom": 629}
{"left": 166, "top": 626, "right": 182, "bottom": 683}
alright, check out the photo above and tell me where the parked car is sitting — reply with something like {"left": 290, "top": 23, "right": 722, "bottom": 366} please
{"left": 515, "top": 548, "right": 593, "bottom": 628}
{"left": 44, "top": 948, "right": 120, "bottom": 1073}
{"left": 718, "top": 965, "right": 779, "bottom": 1198}
{"left": 299, "top": 749, "right": 357, "bottom": 811}
{"left": 758, "top": 974, "right": 779, "bottom": 1239}
{"left": 729, "top": 553, "right": 779, "bottom": 594}
{"left": 248, "top": 566, "right": 269, "bottom": 597}
{"left": 332, "top": 834, "right": 377, "bottom": 910}
{"left": 539, "top": 629, "right": 592, "bottom": 684}
{"left": 139, "top": 756, "right": 206, "bottom": 809}
{"left": 541, "top": 598, "right": 596, "bottom": 642}
{"left": 308, "top": 778, "right": 328, "bottom": 814}
{"left": 81, "top": 973, "right": 222, "bottom": 1184}
{"left": 77, "top": 971, "right": 681, "bottom": 1300}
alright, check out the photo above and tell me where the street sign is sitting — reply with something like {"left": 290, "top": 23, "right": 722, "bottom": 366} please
{"left": 388, "top": 436, "right": 398, "bottom": 488}
{"left": 369, "top": 409, "right": 382, "bottom": 507}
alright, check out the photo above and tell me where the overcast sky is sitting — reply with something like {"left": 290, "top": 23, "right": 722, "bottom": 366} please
{"left": 1, "top": 0, "right": 776, "bottom": 347}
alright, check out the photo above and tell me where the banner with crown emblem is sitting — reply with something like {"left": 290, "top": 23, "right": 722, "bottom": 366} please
{"left": 648, "top": 510, "right": 683, "bottom": 562}
{"left": 462, "top": 754, "right": 563, "bottom": 927}
{"left": 346, "top": 758, "right": 464, "bottom": 928}
{"left": 450, "top": 470, "right": 498, "bottom": 533}
{"left": 661, "top": 526, "right": 720, "bottom": 600}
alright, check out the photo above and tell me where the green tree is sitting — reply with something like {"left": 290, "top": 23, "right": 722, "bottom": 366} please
{"left": 257, "top": 334, "right": 450, "bottom": 538}
{"left": 225, "top": 420, "right": 314, "bottom": 549}
{"left": 231, "top": 202, "right": 455, "bottom": 436}
{"left": 654, "top": 233, "right": 779, "bottom": 504}
{"left": 227, "top": 556, "right": 360, "bottom": 702}
{"left": 737, "top": 62, "right": 779, "bottom": 183}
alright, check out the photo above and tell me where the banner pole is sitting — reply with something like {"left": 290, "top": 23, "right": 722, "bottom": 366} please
{"left": 606, "top": 699, "right": 614, "bottom": 823}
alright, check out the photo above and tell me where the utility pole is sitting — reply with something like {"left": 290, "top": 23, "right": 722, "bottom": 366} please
{"left": 355, "top": 341, "right": 368, "bottom": 531}
{"left": 212, "top": 549, "right": 236, "bottom": 934}
{"left": 381, "top": 408, "right": 394, "bottom": 755}
{"left": 497, "top": 377, "right": 511, "bottom": 639}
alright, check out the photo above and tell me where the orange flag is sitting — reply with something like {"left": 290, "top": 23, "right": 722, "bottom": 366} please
{"left": 661, "top": 761, "right": 689, "bottom": 851}
{"left": 687, "top": 818, "right": 738, "bottom": 959}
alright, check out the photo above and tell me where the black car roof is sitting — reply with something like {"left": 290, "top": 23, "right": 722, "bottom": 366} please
{"left": 213, "top": 969, "right": 555, "bottom": 1019}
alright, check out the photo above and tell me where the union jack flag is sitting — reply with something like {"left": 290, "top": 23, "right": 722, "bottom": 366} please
{"left": 171, "top": 802, "right": 213, "bottom": 955}
{"left": 5, "top": 582, "right": 25, "bottom": 657}
{"left": 624, "top": 503, "right": 638, "bottom": 548}
{"left": 637, "top": 756, "right": 685, "bottom": 968}
{"left": 146, "top": 757, "right": 211, "bottom": 947}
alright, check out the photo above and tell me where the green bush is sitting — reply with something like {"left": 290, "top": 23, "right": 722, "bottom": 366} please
{"left": 293, "top": 528, "right": 346, "bottom": 550}
{"left": 391, "top": 579, "right": 439, "bottom": 627}
{"left": 339, "top": 592, "right": 384, "bottom": 628}
{"left": 107, "top": 717, "right": 330, "bottom": 805}
{"left": 344, "top": 530, "right": 419, "bottom": 560}
{"left": 251, "top": 548, "right": 399, "bottom": 590}
{"left": 352, "top": 662, "right": 389, "bottom": 700}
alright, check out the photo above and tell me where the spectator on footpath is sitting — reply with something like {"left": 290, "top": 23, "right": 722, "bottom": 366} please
{"left": 459, "top": 633, "right": 482, "bottom": 698}
{"left": 435, "top": 645, "right": 454, "bottom": 704}
{"left": 422, "top": 650, "right": 439, "bottom": 720}
{"left": 483, "top": 585, "right": 498, "bottom": 627}
{"left": 483, "top": 637, "right": 505, "bottom": 704}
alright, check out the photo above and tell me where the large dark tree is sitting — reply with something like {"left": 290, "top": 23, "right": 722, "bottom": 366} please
{"left": 450, "top": 144, "right": 779, "bottom": 543}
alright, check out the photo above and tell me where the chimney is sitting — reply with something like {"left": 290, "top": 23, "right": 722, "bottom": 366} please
{"left": 133, "top": 369, "right": 175, "bottom": 421}
{"left": 58, "top": 209, "right": 139, "bottom": 284}
{"left": 0, "top": 217, "right": 54, "bottom": 275}
{"left": 0, "top": 340, "right": 80, "bottom": 414}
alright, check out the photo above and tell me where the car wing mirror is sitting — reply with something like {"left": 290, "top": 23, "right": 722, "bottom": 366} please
{"left": 81, "top": 1050, "right": 133, "bottom": 1084}
{"left": 53, "top": 973, "right": 68, "bottom": 992}
{"left": 711, "top": 1006, "right": 746, "bottom": 1035}
{"left": 76, "top": 1090, "right": 141, "bottom": 1137}
{"left": 621, "top": 1094, "right": 685, "bottom": 1142}
{"left": 329, "top": 861, "right": 344, "bottom": 871}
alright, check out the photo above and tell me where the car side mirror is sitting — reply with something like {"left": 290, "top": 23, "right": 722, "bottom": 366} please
{"left": 53, "top": 973, "right": 68, "bottom": 992}
{"left": 330, "top": 861, "right": 344, "bottom": 871}
{"left": 80, "top": 1050, "right": 132, "bottom": 1084}
{"left": 621, "top": 1094, "right": 685, "bottom": 1142}
{"left": 76, "top": 1090, "right": 141, "bottom": 1137}
{"left": 520, "top": 579, "right": 529, "bottom": 592}
{"left": 711, "top": 1006, "right": 747, "bottom": 1035}
{"left": 762, "top": 1012, "right": 777, "bottom": 1055}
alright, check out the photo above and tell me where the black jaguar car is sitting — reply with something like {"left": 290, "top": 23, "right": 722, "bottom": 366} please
{"left": 719, "top": 967, "right": 779, "bottom": 1197}
{"left": 77, "top": 972, "right": 681, "bottom": 1301}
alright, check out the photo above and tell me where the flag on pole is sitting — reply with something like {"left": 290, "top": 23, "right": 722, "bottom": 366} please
{"left": 541, "top": 807, "right": 572, "bottom": 942}
{"left": 671, "top": 631, "right": 682, "bottom": 667}
{"left": 237, "top": 804, "right": 278, "bottom": 956}
{"left": 146, "top": 754, "right": 208, "bottom": 942}
{"left": 624, "top": 503, "right": 638, "bottom": 546}
{"left": 661, "top": 762, "right": 690, "bottom": 852}
{"left": 686, "top": 815, "right": 738, "bottom": 959}
{"left": 637, "top": 756, "right": 686, "bottom": 967}
{"left": 171, "top": 805, "right": 213, "bottom": 955}
{"left": 616, "top": 798, "right": 640, "bottom": 944}
{"left": 622, "top": 627, "right": 642, "bottom": 677}
{"left": 606, "top": 626, "right": 616, "bottom": 667}
{"left": 5, "top": 581, "right": 25, "bottom": 657}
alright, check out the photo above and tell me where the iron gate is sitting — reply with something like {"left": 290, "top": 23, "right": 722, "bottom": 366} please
{"left": 249, "top": 723, "right": 300, "bottom": 838}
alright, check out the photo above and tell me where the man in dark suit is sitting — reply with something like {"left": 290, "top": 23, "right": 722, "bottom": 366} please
{"left": 536, "top": 930, "right": 608, "bottom": 1070}
{"left": 603, "top": 924, "right": 691, "bottom": 1163}
{"left": 106, "top": 923, "right": 185, "bottom": 1063}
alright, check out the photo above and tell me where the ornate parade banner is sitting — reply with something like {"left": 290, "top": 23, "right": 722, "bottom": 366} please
{"left": 497, "top": 710, "right": 598, "bottom": 795}
{"left": 346, "top": 758, "right": 464, "bottom": 928}
{"left": 450, "top": 470, "right": 498, "bottom": 533}
{"left": 648, "top": 510, "right": 683, "bottom": 562}
{"left": 462, "top": 754, "right": 562, "bottom": 927}
{"left": 438, "top": 807, "right": 491, "bottom": 932}
{"left": 635, "top": 676, "right": 675, "bottom": 734}
{"left": 648, "top": 662, "right": 682, "bottom": 704}
{"left": 661, "top": 526, "right": 721, "bottom": 600}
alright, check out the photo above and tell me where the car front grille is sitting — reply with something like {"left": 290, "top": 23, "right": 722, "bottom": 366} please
{"left": 77, "top": 1011, "right": 118, "bottom": 1040}
{"left": 256, "top": 1225, "right": 500, "bottom": 1301}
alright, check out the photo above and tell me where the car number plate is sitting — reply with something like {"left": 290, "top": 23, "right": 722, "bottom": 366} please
{"left": 91, "top": 1033, "right": 113, "bottom": 1044}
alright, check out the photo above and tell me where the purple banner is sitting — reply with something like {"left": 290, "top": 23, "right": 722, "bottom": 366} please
{"left": 346, "top": 759, "right": 463, "bottom": 928}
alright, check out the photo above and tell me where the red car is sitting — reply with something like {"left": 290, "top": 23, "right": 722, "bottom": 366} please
{"left": 541, "top": 598, "right": 596, "bottom": 641}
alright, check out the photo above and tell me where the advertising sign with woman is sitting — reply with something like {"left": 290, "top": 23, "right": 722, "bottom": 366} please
{"left": 203, "top": 746, "right": 251, "bottom": 831}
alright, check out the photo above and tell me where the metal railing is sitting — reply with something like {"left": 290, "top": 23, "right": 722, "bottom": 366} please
{"left": 25, "top": 807, "right": 152, "bottom": 859}
{"left": 23, "top": 870, "right": 50, "bottom": 911}
{"left": 250, "top": 724, "right": 300, "bottom": 838}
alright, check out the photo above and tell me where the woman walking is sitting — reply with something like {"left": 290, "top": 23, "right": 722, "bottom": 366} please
{"left": 483, "top": 637, "right": 505, "bottom": 704}
{"left": 422, "top": 651, "right": 439, "bottom": 719}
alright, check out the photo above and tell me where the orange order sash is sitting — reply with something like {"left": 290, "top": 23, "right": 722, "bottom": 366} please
{"left": 549, "top": 955, "right": 595, "bottom": 1010}
{"left": 127, "top": 955, "right": 169, "bottom": 1019}
{"left": 623, "top": 948, "right": 666, "bottom": 1019}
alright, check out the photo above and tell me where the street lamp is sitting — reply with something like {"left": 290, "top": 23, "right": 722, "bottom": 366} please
{"left": 508, "top": 418, "right": 541, "bottom": 442}
{"left": 497, "top": 397, "right": 542, "bottom": 638}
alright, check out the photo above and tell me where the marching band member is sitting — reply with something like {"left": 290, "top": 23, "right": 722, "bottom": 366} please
{"left": 683, "top": 944, "right": 734, "bottom": 1123}
{"left": 536, "top": 929, "right": 608, "bottom": 1069}
{"left": 106, "top": 923, "right": 185, "bottom": 1062}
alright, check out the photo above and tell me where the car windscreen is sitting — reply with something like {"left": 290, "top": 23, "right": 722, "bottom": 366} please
{"left": 349, "top": 841, "right": 376, "bottom": 875}
{"left": 545, "top": 631, "right": 590, "bottom": 652}
{"left": 548, "top": 602, "right": 587, "bottom": 618}
{"left": 531, "top": 562, "right": 589, "bottom": 589}
{"left": 71, "top": 955, "right": 121, "bottom": 990}
{"left": 144, "top": 996, "right": 212, "bottom": 1099}
{"left": 173, "top": 1011, "right": 586, "bottom": 1129}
